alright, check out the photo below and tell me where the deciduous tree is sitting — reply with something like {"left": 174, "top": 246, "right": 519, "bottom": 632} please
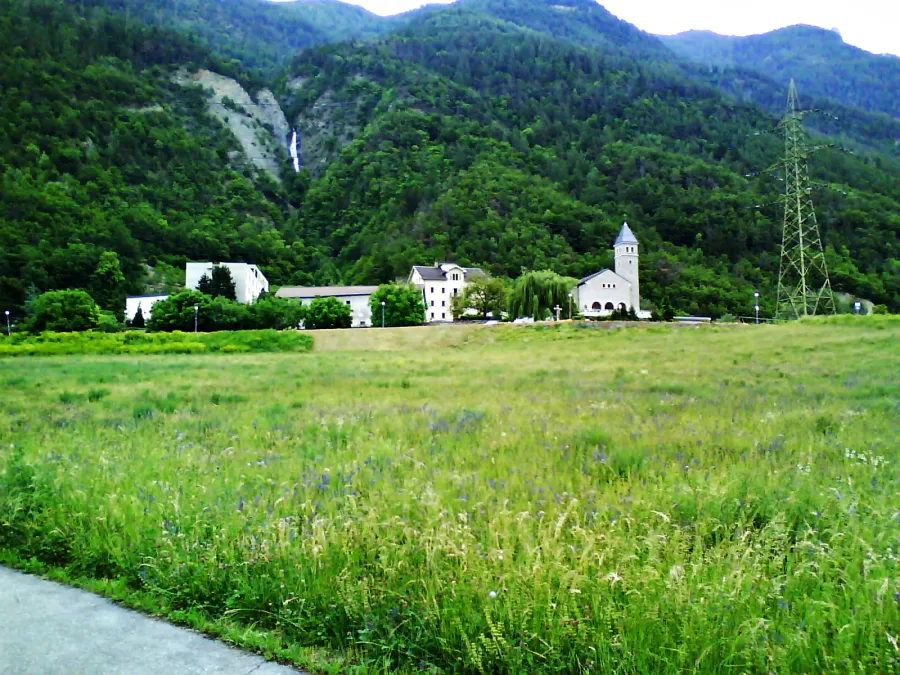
{"left": 369, "top": 284, "right": 426, "bottom": 327}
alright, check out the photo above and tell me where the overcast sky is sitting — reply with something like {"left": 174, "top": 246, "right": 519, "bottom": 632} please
{"left": 277, "top": 0, "right": 900, "bottom": 56}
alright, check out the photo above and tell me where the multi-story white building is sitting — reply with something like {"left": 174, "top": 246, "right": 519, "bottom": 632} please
{"left": 573, "top": 222, "right": 650, "bottom": 318}
{"left": 275, "top": 286, "right": 378, "bottom": 328}
{"left": 185, "top": 262, "right": 269, "bottom": 304}
{"left": 408, "top": 263, "right": 486, "bottom": 322}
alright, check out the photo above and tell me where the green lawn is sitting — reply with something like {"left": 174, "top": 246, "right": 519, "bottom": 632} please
{"left": 1, "top": 317, "right": 898, "bottom": 673}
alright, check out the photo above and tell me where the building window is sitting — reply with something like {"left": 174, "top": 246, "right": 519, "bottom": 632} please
{"left": 430, "top": 312, "right": 434, "bottom": 319}
{"left": 453, "top": 288, "right": 458, "bottom": 296}
{"left": 345, "top": 300, "right": 351, "bottom": 305}
{"left": 430, "top": 300, "right": 434, "bottom": 307}
{"left": 605, "top": 302, "right": 615, "bottom": 310}
{"left": 442, "top": 313, "right": 446, "bottom": 319}
{"left": 591, "top": 301, "right": 602, "bottom": 310}
{"left": 442, "top": 287, "right": 445, "bottom": 294}
{"left": 441, "top": 300, "right": 445, "bottom": 307}
{"left": 430, "top": 287, "right": 434, "bottom": 294}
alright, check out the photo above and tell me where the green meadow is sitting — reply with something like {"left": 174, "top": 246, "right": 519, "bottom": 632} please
{"left": 1, "top": 317, "right": 898, "bottom": 674}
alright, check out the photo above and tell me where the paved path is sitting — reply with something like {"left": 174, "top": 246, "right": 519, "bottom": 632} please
{"left": 0, "top": 566, "right": 302, "bottom": 675}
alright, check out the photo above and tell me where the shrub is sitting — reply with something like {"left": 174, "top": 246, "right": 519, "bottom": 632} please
{"left": 0, "top": 330, "right": 313, "bottom": 357}
{"left": 97, "top": 311, "right": 122, "bottom": 333}
{"left": 24, "top": 290, "right": 101, "bottom": 333}
{"left": 146, "top": 290, "right": 211, "bottom": 332}
{"left": 304, "top": 296, "right": 351, "bottom": 330}
{"left": 246, "top": 296, "right": 304, "bottom": 330}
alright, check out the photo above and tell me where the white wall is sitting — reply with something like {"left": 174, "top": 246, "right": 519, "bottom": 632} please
{"left": 185, "top": 262, "right": 269, "bottom": 304}
{"left": 125, "top": 296, "right": 168, "bottom": 321}
{"left": 299, "top": 294, "right": 372, "bottom": 328}
{"left": 575, "top": 271, "right": 633, "bottom": 315}
{"left": 614, "top": 244, "right": 640, "bottom": 311}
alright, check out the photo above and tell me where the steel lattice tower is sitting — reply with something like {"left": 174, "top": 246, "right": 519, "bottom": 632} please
{"left": 774, "top": 79, "right": 836, "bottom": 320}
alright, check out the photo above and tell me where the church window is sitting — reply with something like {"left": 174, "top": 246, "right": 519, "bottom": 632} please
{"left": 605, "top": 302, "right": 614, "bottom": 310}
{"left": 591, "top": 302, "right": 602, "bottom": 310}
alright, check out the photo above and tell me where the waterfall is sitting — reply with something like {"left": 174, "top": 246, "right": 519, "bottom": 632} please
{"left": 289, "top": 130, "right": 300, "bottom": 173}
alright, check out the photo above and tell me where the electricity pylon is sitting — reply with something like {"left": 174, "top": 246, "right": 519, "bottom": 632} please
{"left": 773, "top": 79, "right": 835, "bottom": 320}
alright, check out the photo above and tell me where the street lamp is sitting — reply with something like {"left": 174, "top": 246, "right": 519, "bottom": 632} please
{"left": 4, "top": 310, "right": 9, "bottom": 336}
{"left": 380, "top": 300, "right": 385, "bottom": 328}
{"left": 193, "top": 305, "right": 199, "bottom": 333}
{"left": 753, "top": 291, "right": 760, "bottom": 324}
{"left": 568, "top": 292, "right": 573, "bottom": 320}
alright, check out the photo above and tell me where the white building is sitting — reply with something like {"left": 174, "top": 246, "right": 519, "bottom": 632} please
{"left": 574, "top": 222, "right": 650, "bottom": 319}
{"left": 275, "top": 286, "right": 379, "bottom": 328}
{"left": 185, "top": 262, "right": 269, "bottom": 304}
{"left": 408, "top": 263, "right": 486, "bottom": 322}
{"left": 125, "top": 295, "right": 168, "bottom": 322}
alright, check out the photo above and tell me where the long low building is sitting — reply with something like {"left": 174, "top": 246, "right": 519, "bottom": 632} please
{"left": 275, "top": 286, "right": 379, "bottom": 328}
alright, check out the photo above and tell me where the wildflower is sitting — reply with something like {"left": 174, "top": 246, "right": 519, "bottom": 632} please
{"left": 488, "top": 591, "right": 497, "bottom": 599}
{"left": 605, "top": 572, "right": 623, "bottom": 584}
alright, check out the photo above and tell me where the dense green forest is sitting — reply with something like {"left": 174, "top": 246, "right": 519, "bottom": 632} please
{"left": 1, "top": 0, "right": 898, "bottom": 320}
{"left": 662, "top": 26, "right": 900, "bottom": 120}
{"left": 64, "top": 0, "right": 400, "bottom": 73}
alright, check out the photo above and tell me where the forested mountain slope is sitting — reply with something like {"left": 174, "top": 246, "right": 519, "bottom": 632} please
{"left": 443, "top": 0, "right": 900, "bottom": 158}
{"left": 662, "top": 26, "right": 900, "bottom": 120}
{"left": 64, "top": 0, "right": 398, "bottom": 73}
{"left": 280, "top": 8, "right": 900, "bottom": 312}
{"left": 0, "top": 0, "right": 306, "bottom": 313}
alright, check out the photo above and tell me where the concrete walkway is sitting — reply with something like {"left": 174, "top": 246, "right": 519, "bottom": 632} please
{"left": 0, "top": 566, "right": 302, "bottom": 674}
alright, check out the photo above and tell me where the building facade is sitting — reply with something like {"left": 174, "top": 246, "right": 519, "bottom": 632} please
{"left": 275, "top": 286, "right": 378, "bottom": 328}
{"left": 185, "top": 262, "right": 269, "bottom": 304}
{"left": 407, "top": 263, "right": 486, "bottom": 322}
{"left": 574, "top": 223, "right": 649, "bottom": 318}
{"left": 125, "top": 295, "right": 168, "bottom": 322}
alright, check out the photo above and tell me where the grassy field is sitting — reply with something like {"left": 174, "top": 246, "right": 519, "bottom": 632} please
{"left": 1, "top": 317, "right": 898, "bottom": 673}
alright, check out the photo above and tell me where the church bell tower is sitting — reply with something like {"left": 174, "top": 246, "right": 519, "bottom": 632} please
{"left": 614, "top": 222, "right": 639, "bottom": 311}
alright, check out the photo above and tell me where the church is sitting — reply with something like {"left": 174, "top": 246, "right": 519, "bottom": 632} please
{"left": 573, "top": 222, "right": 650, "bottom": 318}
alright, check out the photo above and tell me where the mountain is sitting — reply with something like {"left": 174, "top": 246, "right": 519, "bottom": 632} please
{"left": 2, "top": 0, "right": 898, "bottom": 318}
{"left": 280, "top": 6, "right": 900, "bottom": 312}
{"left": 64, "top": 0, "right": 400, "bottom": 72}
{"left": 0, "top": 0, "right": 308, "bottom": 312}
{"left": 661, "top": 26, "right": 900, "bottom": 120}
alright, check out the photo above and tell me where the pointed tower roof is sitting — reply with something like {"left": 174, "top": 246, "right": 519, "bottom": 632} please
{"left": 615, "top": 221, "right": 638, "bottom": 246}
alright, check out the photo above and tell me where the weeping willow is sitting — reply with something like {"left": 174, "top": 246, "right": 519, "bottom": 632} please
{"left": 507, "top": 270, "right": 575, "bottom": 320}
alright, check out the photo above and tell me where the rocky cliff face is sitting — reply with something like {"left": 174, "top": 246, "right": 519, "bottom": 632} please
{"left": 174, "top": 69, "right": 291, "bottom": 181}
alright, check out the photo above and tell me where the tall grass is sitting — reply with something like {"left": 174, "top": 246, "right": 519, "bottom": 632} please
{"left": 0, "top": 318, "right": 897, "bottom": 673}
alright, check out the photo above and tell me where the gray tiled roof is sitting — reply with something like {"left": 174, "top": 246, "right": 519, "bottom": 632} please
{"left": 275, "top": 286, "right": 379, "bottom": 299}
{"left": 614, "top": 222, "right": 638, "bottom": 246}
{"left": 411, "top": 264, "right": 487, "bottom": 282}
